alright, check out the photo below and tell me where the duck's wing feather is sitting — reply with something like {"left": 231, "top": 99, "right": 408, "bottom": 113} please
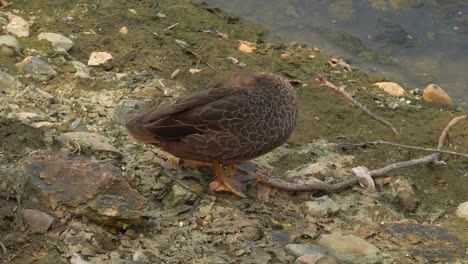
{"left": 139, "top": 86, "right": 244, "bottom": 139}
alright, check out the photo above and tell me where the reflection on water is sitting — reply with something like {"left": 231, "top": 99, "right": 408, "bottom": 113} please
{"left": 203, "top": 0, "right": 468, "bottom": 107}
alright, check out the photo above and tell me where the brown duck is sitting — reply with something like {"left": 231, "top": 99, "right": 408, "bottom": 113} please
{"left": 126, "top": 73, "right": 298, "bottom": 197}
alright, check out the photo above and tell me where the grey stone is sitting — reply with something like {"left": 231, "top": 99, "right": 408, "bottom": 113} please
{"left": 0, "top": 35, "right": 21, "bottom": 56}
{"left": 302, "top": 196, "right": 339, "bottom": 217}
{"left": 22, "top": 208, "right": 54, "bottom": 233}
{"left": 317, "top": 232, "right": 382, "bottom": 264}
{"left": 38, "top": 32, "right": 74, "bottom": 51}
{"left": 71, "top": 61, "right": 91, "bottom": 79}
{"left": 17, "top": 56, "right": 57, "bottom": 81}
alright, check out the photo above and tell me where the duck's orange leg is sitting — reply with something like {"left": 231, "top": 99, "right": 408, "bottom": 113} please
{"left": 208, "top": 160, "right": 246, "bottom": 198}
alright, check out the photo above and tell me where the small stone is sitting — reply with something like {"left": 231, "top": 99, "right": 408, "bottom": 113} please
{"left": 133, "top": 250, "right": 149, "bottom": 264}
{"left": 189, "top": 68, "right": 202, "bottom": 74}
{"left": 71, "top": 61, "right": 91, "bottom": 79}
{"left": 6, "top": 14, "right": 30, "bottom": 37}
{"left": 302, "top": 196, "right": 339, "bottom": 217}
{"left": 119, "top": 26, "right": 128, "bottom": 34}
{"left": 59, "top": 132, "right": 122, "bottom": 156}
{"left": 0, "top": 71, "right": 21, "bottom": 91}
{"left": 17, "top": 56, "right": 57, "bottom": 81}
{"left": 280, "top": 53, "right": 289, "bottom": 59}
{"left": 87, "top": 52, "right": 113, "bottom": 69}
{"left": 238, "top": 41, "right": 256, "bottom": 53}
{"left": 455, "top": 201, "right": 468, "bottom": 221}
{"left": 170, "top": 69, "right": 181, "bottom": 79}
{"left": 374, "top": 82, "right": 406, "bottom": 97}
{"left": 22, "top": 209, "right": 54, "bottom": 233}
{"left": 317, "top": 232, "right": 382, "bottom": 264}
{"left": 165, "top": 184, "right": 193, "bottom": 207}
{"left": 390, "top": 176, "right": 419, "bottom": 212}
{"left": 0, "top": 35, "right": 21, "bottom": 56}
{"left": 295, "top": 255, "right": 322, "bottom": 264}
{"left": 227, "top": 57, "right": 239, "bottom": 64}
{"left": 38, "top": 32, "right": 74, "bottom": 51}
{"left": 422, "top": 84, "right": 452, "bottom": 107}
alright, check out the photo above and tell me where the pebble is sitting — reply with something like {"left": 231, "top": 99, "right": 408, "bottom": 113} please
{"left": 6, "top": 13, "right": 30, "bottom": 37}
{"left": 164, "top": 184, "right": 193, "bottom": 207}
{"left": 0, "top": 35, "right": 21, "bottom": 56}
{"left": 22, "top": 209, "right": 54, "bottom": 233}
{"left": 71, "top": 61, "right": 91, "bottom": 79}
{"left": 390, "top": 176, "right": 419, "bottom": 212}
{"left": 302, "top": 196, "right": 339, "bottom": 217}
{"left": 17, "top": 56, "right": 57, "bottom": 81}
{"left": 87, "top": 51, "right": 113, "bottom": 69}
{"left": 455, "top": 201, "right": 468, "bottom": 221}
{"left": 374, "top": 82, "right": 406, "bottom": 97}
{"left": 38, "top": 32, "right": 74, "bottom": 51}
{"left": 119, "top": 26, "right": 128, "bottom": 34}
{"left": 422, "top": 84, "right": 452, "bottom": 107}
{"left": 317, "top": 232, "right": 382, "bottom": 264}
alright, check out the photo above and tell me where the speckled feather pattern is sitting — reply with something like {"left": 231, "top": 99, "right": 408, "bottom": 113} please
{"left": 126, "top": 73, "right": 298, "bottom": 164}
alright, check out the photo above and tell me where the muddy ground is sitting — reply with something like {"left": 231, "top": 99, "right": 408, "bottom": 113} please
{"left": 0, "top": 0, "right": 467, "bottom": 263}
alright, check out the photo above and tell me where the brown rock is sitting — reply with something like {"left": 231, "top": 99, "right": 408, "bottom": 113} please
{"left": 422, "top": 84, "right": 452, "bottom": 107}
{"left": 22, "top": 209, "right": 54, "bottom": 233}
{"left": 16, "top": 151, "right": 146, "bottom": 226}
{"left": 390, "top": 176, "right": 419, "bottom": 212}
{"left": 374, "top": 82, "right": 406, "bottom": 97}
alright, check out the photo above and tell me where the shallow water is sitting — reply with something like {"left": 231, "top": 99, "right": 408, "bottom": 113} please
{"left": 203, "top": 0, "right": 468, "bottom": 108}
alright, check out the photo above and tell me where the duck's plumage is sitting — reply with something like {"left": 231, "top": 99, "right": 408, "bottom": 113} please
{"left": 126, "top": 72, "right": 298, "bottom": 164}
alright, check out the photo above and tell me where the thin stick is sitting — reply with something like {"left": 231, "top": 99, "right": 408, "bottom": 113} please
{"left": 234, "top": 152, "right": 440, "bottom": 193}
{"left": 317, "top": 76, "right": 400, "bottom": 135}
{"left": 176, "top": 43, "right": 214, "bottom": 69}
{"left": 164, "top": 23, "right": 179, "bottom": 31}
{"left": 343, "top": 140, "right": 468, "bottom": 158}
{"left": 438, "top": 115, "right": 467, "bottom": 150}
{"left": 0, "top": 0, "right": 11, "bottom": 9}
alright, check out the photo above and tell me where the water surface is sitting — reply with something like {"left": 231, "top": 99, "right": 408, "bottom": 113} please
{"left": 204, "top": 0, "right": 468, "bottom": 108}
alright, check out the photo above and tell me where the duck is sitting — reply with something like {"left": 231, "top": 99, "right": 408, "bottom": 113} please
{"left": 126, "top": 72, "right": 299, "bottom": 197}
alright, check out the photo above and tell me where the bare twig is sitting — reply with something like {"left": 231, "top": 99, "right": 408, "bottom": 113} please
{"left": 0, "top": 241, "right": 6, "bottom": 255}
{"left": 438, "top": 115, "right": 467, "bottom": 150}
{"left": 343, "top": 140, "right": 468, "bottom": 158}
{"left": 317, "top": 76, "right": 400, "bottom": 135}
{"left": 164, "top": 23, "right": 179, "bottom": 31}
{"left": 0, "top": 0, "right": 12, "bottom": 9}
{"left": 235, "top": 152, "right": 440, "bottom": 193}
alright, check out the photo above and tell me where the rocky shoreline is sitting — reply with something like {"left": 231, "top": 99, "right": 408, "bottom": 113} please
{"left": 0, "top": 0, "right": 467, "bottom": 263}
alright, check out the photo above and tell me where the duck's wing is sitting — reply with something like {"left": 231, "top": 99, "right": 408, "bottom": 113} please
{"left": 126, "top": 86, "right": 244, "bottom": 140}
